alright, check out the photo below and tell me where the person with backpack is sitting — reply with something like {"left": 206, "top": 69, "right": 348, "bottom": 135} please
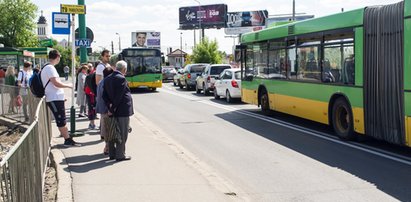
{"left": 92, "top": 50, "right": 111, "bottom": 132}
{"left": 17, "top": 61, "right": 33, "bottom": 122}
{"left": 84, "top": 64, "right": 97, "bottom": 129}
{"left": 41, "top": 50, "right": 80, "bottom": 146}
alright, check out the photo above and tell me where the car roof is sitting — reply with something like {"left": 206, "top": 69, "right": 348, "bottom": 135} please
{"left": 209, "top": 64, "right": 231, "bottom": 67}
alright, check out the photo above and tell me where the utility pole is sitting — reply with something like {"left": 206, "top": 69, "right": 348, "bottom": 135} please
{"left": 111, "top": 41, "right": 114, "bottom": 54}
{"left": 292, "top": 0, "right": 296, "bottom": 21}
{"left": 116, "top": 33, "right": 121, "bottom": 51}
{"left": 180, "top": 32, "right": 183, "bottom": 68}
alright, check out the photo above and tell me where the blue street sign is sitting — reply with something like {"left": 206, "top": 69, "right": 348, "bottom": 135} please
{"left": 52, "top": 12, "right": 70, "bottom": 35}
{"left": 75, "top": 39, "right": 91, "bottom": 47}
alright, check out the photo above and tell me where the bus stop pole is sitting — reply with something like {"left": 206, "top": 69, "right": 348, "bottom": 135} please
{"left": 70, "top": 13, "right": 76, "bottom": 135}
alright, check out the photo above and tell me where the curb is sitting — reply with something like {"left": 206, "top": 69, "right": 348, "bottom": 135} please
{"left": 50, "top": 147, "right": 73, "bottom": 202}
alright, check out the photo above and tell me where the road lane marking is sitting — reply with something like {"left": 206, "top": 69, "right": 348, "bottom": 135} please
{"left": 159, "top": 87, "right": 411, "bottom": 166}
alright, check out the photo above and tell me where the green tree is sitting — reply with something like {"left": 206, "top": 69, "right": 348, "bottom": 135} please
{"left": 191, "top": 37, "right": 222, "bottom": 64}
{"left": 0, "top": 0, "right": 38, "bottom": 47}
{"left": 54, "top": 45, "right": 77, "bottom": 76}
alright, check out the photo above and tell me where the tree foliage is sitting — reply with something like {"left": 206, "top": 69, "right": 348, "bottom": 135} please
{"left": 0, "top": 0, "right": 38, "bottom": 47}
{"left": 54, "top": 45, "right": 75, "bottom": 76}
{"left": 191, "top": 37, "right": 222, "bottom": 64}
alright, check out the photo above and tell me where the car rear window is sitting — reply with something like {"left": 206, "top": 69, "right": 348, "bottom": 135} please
{"left": 210, "top": 66, "right": 230, "bottom": 75}
{"left": 190, "top": 65, "right": 207, "bottom": 73}
{"left": 234, "top": 71, "right": 241, "bottom": 80}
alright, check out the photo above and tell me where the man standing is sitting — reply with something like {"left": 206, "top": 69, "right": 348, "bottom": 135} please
{"left": 103, "top": 60, "right": 133, "bottom": 161}
{"left": 95, "top": 50, "right": 111, "bottom": 85}
{"left": 132, "top": 32, "right": 146, "bottom": 47}
{"left": 41, "top": 50, "right": 80, "bottom": 146}
{"left": 63, "top": 66, "right": 69, "bottom": 81}
{"left": 17, "top": 61, "right": 33, "bottom": 122}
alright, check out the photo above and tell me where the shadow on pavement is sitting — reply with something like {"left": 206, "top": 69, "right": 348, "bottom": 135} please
{"left": 215, "top": 110, "right": 411, "bottom": 201}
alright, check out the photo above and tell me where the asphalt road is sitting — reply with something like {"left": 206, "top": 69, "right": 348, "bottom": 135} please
{"left": 133, "top": 82, "right": 411, "bottom": 202}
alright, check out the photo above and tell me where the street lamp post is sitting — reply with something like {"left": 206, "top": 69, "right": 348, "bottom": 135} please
{"left": 292, "top": 0, "right": 296, "bottom": 21}
{"left": 116, "top": 32, "right": 121, "bottom": 51}
{"left": 194, "top": 0, "right": 202, "bottom": 41}
{"left": 180, "top": 32, "right": 183, "bottom": 68}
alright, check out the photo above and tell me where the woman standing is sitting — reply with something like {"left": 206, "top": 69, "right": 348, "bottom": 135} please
{"left": 4, "top": 66, "right": 16, "bottom": 113}
{"left": 77, "top": 65, "right": 88, "bottom": 117}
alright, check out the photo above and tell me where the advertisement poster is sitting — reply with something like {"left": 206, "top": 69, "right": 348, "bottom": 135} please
{"left": 131, "top": 31, "right": 161, "bottom": 49}
{"left": 226, "top": 10, "right": 268, "bottom": 28}
{"left": 179, "top": 4, "right": 227, "bottom": 30}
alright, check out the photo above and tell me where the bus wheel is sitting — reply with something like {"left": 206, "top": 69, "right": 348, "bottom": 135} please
{"left": 332, "top": 98, "right": 355, "bottom": 140}
{"left": 260, "top": 90, "right": 271, "bottom": 115}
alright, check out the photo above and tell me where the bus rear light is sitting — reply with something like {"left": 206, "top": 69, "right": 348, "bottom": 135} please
{"left": 231, "top": 80, "right": 239, "bottom": 88}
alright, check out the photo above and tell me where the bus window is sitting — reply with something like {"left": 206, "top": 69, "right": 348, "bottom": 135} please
{"left": 323, "top": 41, "right": 354, "bottom": 84}
{"left": 254, "top": 43, "right": 268, "bottom": 78}
{"left": 268, "top": 41, "right": 286, "bottom": 79}
{"left": 287, "top": 47, "right": 297, "bottom": 80}
{"left": 244, "top": 45, "right": 254, "bottom": 80}
{"left": 297, "top": 46, "right": 320, "bottom": 81}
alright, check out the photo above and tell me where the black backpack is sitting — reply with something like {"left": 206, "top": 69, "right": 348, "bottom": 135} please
{"left": 30, "top": 64, "right": 50, "bottom": 98}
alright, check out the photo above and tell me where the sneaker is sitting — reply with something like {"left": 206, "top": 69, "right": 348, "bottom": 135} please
{"left": 63, "top": 138, "right": 81, "bottom": 147}
{"left": 78, "top": 113, "right": 85, "bottom": 117}
{"left": 88, "top": 124, "right": 96, "bottom": 130}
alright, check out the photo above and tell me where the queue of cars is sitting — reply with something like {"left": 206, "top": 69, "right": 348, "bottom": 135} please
{"left": 168, "top": 63, "right": 241, "bottom": 103}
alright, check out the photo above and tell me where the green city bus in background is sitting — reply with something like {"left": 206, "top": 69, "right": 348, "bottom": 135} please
{"left": 238, "top": 0, "right": 411, "bottom": 147}
{"left": 111, "top": 48, "right": 162, "bottom": 91}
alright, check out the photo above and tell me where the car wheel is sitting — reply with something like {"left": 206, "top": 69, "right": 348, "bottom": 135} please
{"left": 150, "top": 88, "right": 157, "bottom": 92}
{"left": 178, "top": 80, "right": 183, "bottom": 89}
{"left": 214, "top": 89, "right": 220, "bottom": 100}
{"left": 185, "top": 83, "right": 190, "bottom": 91}
{"left": 332, "top": 97, "right": 355, "bottom": 140}
{"left": 203, "top": 84, "right": 209, "bottom": 96}
{"left": 226, "top": 90, "right": 232, "bottom": 103}
{"left": 196, "top": 84, "right": 201, "bottom": 94}
{"left": 173, "top": 81, "right": 176, "bottom": 86}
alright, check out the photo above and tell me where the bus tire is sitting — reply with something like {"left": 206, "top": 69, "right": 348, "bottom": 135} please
{"left": 260, "top": 89, "right": 272, "bottom": 115}
{"left": 332, "top": 97, "right": 355, "bottom": 140}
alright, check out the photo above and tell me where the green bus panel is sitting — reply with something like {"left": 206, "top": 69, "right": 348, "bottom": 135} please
{"left": 242, "top": 79, "right": 363, "bottom": 108}
{"left": 355, "top": 27, "right": 364, "bottom": 86}
{"left": 405, "top": 19, "right": 411, "bottom": 90}
{"left": 126, "top": 73, "right": 161, "bottom": 83}
{"left": 406, "top": 92, "right": 411, "bottom": 116}
{"left": 405, "top": 0, "right": 411, "bottom": 17}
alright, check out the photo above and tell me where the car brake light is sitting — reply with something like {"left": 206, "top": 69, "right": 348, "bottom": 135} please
{"left": 187, "top": 73, "right": 191, "bottom": 79}
{"left": 231, "top": 80, "right": 238, "bottom": 88}
{"left": 207, "top": 76, "right": 211, "bottom": 82}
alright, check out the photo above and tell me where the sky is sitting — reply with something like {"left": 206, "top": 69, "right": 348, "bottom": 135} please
{"left": 32, "top": 0, "right": 401, "bottom": 55}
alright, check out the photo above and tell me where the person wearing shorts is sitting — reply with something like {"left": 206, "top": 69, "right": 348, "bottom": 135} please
{"left": 41, "top": 50, "right": 80, "bottom": 146}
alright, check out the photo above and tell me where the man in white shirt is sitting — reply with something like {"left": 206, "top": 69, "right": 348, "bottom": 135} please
{"left": 95, "top": 50, "right": 111, "bottom": 85}
{"left": 41, "top": 50, "right": 80, "bottom": 146}
{"left": 17, "top": 61, "right": 33, "bottom": 122}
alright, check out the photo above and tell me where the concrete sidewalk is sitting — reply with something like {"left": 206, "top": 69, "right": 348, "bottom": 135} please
{"left": 50, "top": 82, "right": 245, "bottom": 202}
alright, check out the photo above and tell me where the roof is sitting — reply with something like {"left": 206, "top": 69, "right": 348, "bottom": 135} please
{"left": 37, "top": 11, "right": 47, "bottom": 24}
{"left": 167, "top": 49, "right": 187, "bottom": 57}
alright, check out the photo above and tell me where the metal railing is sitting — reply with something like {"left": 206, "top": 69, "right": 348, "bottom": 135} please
{"left": 0, "top": 85, "right": 39, "bottom": 124}
{"left": 0, "top": 84, "right": 52, "bottom": 202}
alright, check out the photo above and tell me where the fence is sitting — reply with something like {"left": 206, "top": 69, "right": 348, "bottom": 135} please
{"left": 0, "top": 84, "right": 52, "bottom": 201}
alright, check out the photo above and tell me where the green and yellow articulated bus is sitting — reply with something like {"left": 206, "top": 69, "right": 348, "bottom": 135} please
{"left": 238, "top": 0, "right": 411, "bottom": 147}
{"left": 112, "top": 48, "right": 162, "bottom": 91}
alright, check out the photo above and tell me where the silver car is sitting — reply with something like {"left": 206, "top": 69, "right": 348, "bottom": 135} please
{"left": 195, "top": 64, "right": 231, "bottom": 95}
{"left": 180, "top": 63, "right": 208, "bottom": 90}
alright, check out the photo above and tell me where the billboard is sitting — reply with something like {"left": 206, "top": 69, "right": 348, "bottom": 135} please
{"left": 179, "top": 4, "right": 227, "bottom": 30}
{"left": 226, "top": 10, "right": 268, "bottom": 28}
{"left": 131, "top": 31, "right": 161, "bottom": 49}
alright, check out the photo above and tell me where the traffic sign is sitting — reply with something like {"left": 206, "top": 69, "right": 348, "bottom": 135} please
{"left": 75, "top": 39, "right": 91, "bottom": 47}
{"left": 60, "top": 4, "right": 86, "bottom": 14}
{"left": 52, "top": 12, "right": 70, "bottom": 35}
{"left": 75, "top": 27, "right": 94, "bottom": 42}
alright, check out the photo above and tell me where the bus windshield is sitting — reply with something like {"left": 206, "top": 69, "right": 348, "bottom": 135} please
{"left": 125, "top": 56, "right": 161, "bottom": 75}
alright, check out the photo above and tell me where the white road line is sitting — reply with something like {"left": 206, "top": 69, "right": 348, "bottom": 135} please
{"left": 159, "top": 87, "right": 411, "bottom": 166}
